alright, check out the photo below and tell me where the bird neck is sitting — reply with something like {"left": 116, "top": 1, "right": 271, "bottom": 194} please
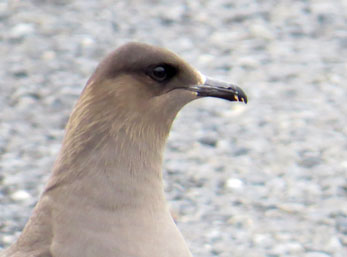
{"left": 44, "top": 97, "right": 174, "bottom": 213}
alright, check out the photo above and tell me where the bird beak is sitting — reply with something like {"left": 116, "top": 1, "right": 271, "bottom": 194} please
{"left": 188, "top": 77, "right": 247, "bottom": 104}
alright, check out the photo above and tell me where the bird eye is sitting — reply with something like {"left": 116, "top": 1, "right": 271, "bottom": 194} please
{"left": 147, "top": 64, "right": 177, "bottom": 83}
{"left": 151, "top": 66, "right": 167, "bottom": 81}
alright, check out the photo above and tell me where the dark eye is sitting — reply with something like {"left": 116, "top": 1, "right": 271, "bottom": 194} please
{"left": 147, "top": 64, "right": 177, "bottom": 83}
{"left": 152, "top": 66, "right": 167, "bottom": 81}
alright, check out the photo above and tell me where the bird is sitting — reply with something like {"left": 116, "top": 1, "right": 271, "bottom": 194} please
{"left": 1, "top": 42, "right": 247, "bottom": 257}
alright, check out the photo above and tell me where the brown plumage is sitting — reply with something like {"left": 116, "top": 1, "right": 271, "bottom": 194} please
{"left": 1, "top": 42, "right": 247, "bottom": 257}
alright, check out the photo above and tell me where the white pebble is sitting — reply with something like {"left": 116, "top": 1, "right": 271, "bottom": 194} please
{"left": 272, "top": 242, "right": 304, "bottom": 254}
{"left": 2, "top": 235, "right": 16, "bottom": 244}
{"left": 81, "top": 37, "right": 95, "bottom": 47}
{"left": 225, "top": 178, "right": 244, "bottom": 190}
{"left": 304, "top": 251, "right": 331, "bottom": 257}
{"left": 10, "top": 23, "right": 34, "bottom": 38}
{"left": 11, "top": 190, "right": 31, "bottom": 201}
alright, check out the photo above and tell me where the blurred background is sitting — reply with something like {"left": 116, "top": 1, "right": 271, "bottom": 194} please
{"left": 0, "top": 0, "right": 346, "bottom": 256}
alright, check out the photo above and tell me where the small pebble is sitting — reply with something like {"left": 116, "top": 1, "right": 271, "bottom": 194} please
{"left": 10, "top": 190, "right": 31, "bottom": 201}
{"left": 304, "top": 251, "right": 331, "bottom": 257}
{"left": 9, "top": 23, "right": 35, "bottom": 38}
{"left": 225, "top": 178, "right": 244, "bottom": 191}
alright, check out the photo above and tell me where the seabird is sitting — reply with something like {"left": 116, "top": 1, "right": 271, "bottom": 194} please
{"left": 1, "top": 42, "right": 247, "bottom": 257}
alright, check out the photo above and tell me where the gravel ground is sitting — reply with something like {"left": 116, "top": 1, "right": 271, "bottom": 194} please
{"left": 0, "top": 0, "right": 346, "bottom": 256}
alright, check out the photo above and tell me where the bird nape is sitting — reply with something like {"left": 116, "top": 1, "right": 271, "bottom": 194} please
{"left": 2, "top": 42, "right": 247, "bottom": 257}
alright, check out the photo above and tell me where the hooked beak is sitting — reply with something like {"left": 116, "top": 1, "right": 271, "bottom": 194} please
{"left": 188, "top": 77, "right": 247, "bottom": 104}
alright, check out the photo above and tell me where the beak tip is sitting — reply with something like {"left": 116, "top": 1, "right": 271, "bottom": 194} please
{"left": 236, "top": 86, "right": 248, "bottom": 104}
{"left": 193, "top": 78, "right": 248, "bottom": 104}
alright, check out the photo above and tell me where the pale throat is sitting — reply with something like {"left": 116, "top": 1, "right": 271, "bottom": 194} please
{"left": 46, "top": 87, "right": 181, "bottom": 208}
{"left": 45, "top": 117, "right": 171, "bottom": 213}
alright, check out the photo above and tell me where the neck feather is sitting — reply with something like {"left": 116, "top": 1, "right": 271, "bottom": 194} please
{"left": 44, "top": 85, "right": 174, "bottom": 211}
